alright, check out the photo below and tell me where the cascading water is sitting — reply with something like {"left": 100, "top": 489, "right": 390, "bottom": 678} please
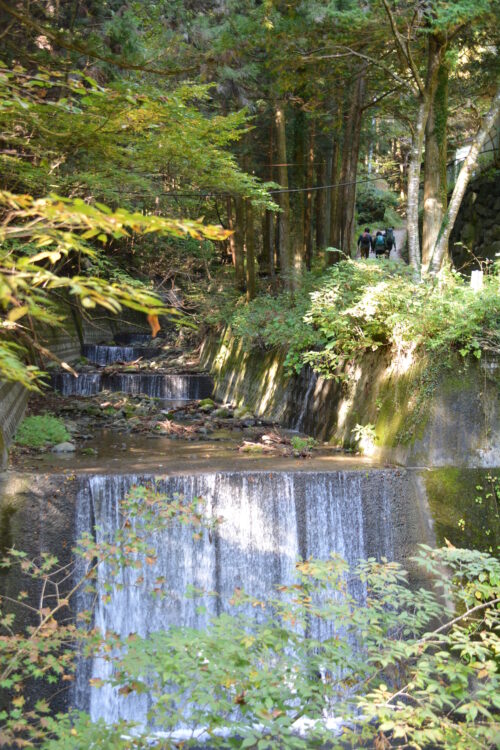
{"left": 294, "top": 373, "right": 317, "bottom": 432}
{"left": 104, "top": 373, "right": 213, "bottom": 399}
{"left": 51, "top": 372, "right": 102, "bottom": 396}
{"left": 82, "top": 344, "right": 156, "bottom": 365}
{"left": 74, "top": 469, "right": 401, "bottom": 726}
{"left": 51, "top": 372, "right": 213, "bottom": 399}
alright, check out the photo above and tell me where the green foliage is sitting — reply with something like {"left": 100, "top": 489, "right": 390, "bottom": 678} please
{"left": 14, "top": 414, "right": 70, "bottom": 448}
{"left": 351, "top": 422, "right": 378, "bottom": 453}
{"left": 0, "top": 191, "right": 231, "bottom": 388}
{"left": 1, "top": 510, "right": 499, "bottom": 749}
{"left": 231, "top": 260, "right": 500, "bottom": 379}
{"left": 356, "top": 184, "right": 399, "bottom": 226}
{"left": 290, "top": 435, "right": 317, "bottom": 455}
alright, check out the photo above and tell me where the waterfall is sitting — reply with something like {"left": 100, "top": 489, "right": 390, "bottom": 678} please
{"left": 51, "top": 372, "right": 213, "bottom": 399}
{"left": 74, "top": 470, "right": 401, "bottom": 726}
{"left": 294, "top": 373, "right": 317, "bottom": 432}
{"left": 82, "top": 345, "right": 155, "bottom": 365}
{"left": 51, "top": 372, "right": 102, "bottom": 396}
{"left": 104, "top": 374, "right": 213, "bottom": 399}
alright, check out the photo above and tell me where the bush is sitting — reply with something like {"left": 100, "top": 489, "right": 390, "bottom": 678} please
{"left": 230, "top": 260, "right": 500, "bottom": 379}
{"left": 356, "top": 185, "right": 399, "bottom": 225}
{"left": 15, "top": 414, "right": 70, "bottom": 448}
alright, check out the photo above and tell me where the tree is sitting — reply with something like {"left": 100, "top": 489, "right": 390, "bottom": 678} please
{"left": 429, "top": 84, "right": 500, "bottom": 274}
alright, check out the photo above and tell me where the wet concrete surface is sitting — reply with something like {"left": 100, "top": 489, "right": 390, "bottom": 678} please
{"left": 11, "top": 428, "right": 382, "bottom": 475}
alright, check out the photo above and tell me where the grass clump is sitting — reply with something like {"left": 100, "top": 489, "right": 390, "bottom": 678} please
{"left": 15, "top": 414, "right": 70, "bottom": 448}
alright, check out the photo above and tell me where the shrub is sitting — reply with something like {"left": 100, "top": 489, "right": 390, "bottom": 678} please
{"left": 356, "top": 184, "right": 399, "bottom": 225}
{"left": 230, "top": 260, "right": 500, "bottom": 379}
{"left": 14, "top": 414, "right": 70, "bottom": 448}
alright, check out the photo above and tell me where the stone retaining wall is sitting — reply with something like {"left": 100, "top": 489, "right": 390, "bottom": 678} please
{"left": 202, "top": 331, "right": 500, "bottom": 468}
{"left": 451, "top": 168, "right": 500, "bottom": 269}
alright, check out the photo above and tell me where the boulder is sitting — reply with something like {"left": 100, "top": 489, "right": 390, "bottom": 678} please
{"left": 212, "top": 407, "right": 232, "bottom": 418}
{"left": 234, "top": 406, "right": 253, "bottom": 419}
{"left": 51, "top": 442, "right": 76, "bottom": 453}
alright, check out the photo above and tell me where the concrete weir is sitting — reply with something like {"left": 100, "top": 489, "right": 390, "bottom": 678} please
{"left": 0, "top": 465, "right": 434, "bottom": 724}
{"left": 50, "top": 371, "right": 214, "bottom": 400}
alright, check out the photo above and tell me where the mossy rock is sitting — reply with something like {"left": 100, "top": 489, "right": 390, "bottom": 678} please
{"left": 199, "top": 398, "right": 215, "bottom": 409}
{"left": 212, "top": 407, "right": 232, "bottom": 418}
{"left": 234, "top": 406, "right": 253, "bottom": 419}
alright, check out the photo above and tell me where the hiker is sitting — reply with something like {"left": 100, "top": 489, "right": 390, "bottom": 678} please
{"left": 374, "top": 230, "right": 387, "bottom": 257}
{"left": 385, "top": 226, "right": 396, "bottom": 255}
{"left": 357, "top": 227, "right": 372, "bottom": 259}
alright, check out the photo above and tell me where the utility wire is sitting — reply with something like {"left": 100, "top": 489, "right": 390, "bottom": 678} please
{"left": 104, "top": 171, "right": 403, "bottom": 199}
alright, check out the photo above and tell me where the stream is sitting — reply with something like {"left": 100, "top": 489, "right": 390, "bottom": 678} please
{"left": 1, "top": 332, "right": 476, "bottom": 739}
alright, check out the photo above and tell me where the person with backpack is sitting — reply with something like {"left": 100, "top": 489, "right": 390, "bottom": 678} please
{"left": 374, "top": 230, "right": 386, "bottom": 257}
{"left": 357, "top": 227, "right": 373, "bottom": 259}
{"left": 385, "top": 227, "right": 396, "bottom": 255}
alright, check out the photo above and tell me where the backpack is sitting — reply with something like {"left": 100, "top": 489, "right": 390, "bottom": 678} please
{"left": 360, "top": 232, "right": 371, "bottom": 248}
{"left": 385, "top": 228, "right": 394, "bottom": 247}
{"left": 375, "top": 234, "right": 386, "bottom": 253}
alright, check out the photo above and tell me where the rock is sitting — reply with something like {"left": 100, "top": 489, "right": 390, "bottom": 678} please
{"left": 199, "top": 398, "right": 215, "bottom": 408}
{"left": 200, "top": 403, "right": 214, "bottom": 413}
{"left": 460, "top": 222, "right": 476, "bottom": 245}
{"left": 234, "top": 406, "right": 253, "bottom": 419}
{"left": 212, "top": 407, "right": 231, "bottom": 418}
{"left": 80, "top": 447, "right": 97, "bottom": 456}
{"left": 51, "top": 442, "right": 76, "bottom": 453}
{"left": 489, "top": 240, "right": 500, "bottom": 256}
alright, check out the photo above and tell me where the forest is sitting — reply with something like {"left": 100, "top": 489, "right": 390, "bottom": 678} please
{"left": 0, "top": 1, "right": 499, "bottom": 748}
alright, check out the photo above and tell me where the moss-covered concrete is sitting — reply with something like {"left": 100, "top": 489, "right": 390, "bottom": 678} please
{"left": 202, "top": 331, "right": 500, "bottom": 468}
{"left": 425, "top": 468, "right": 500, "bottom": 553}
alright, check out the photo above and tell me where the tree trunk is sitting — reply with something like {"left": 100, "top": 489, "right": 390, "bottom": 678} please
{"left": 330, "top": 73, "right": 365, "bottom": 260}
{"left": 234, "top": 196, "right": 246, "bottom": 290}
{"left": 304, "top": 121, "right": 315, "bottom": 270}
{"left": 341, "top": 73, "right": 365, "bottom": 257}
{"left": 329, "top": 136, "right": 341, "bottom": 257}
{"left": 422, "top": 50, "right": 449, "bottom": 272}
{"left": 274, "top": 102, "right": 292, "bottom": 287}
{"left": 245, "top": 200, "right": 256, "bottom": 300}
{"left": 429, "top": 85, "right": 500, "bottom": 274}
{"left": 315, "top": 158, "right": 327, "bottom": 252}
{"left": 226, "top": 197, "right": 237, "bottom": 267}
{"left": 406, "top": 37, "right": 443, "bottom": 275}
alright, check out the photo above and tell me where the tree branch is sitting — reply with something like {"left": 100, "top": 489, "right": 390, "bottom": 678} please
{"left": 0, "top": 0, "right": 194, "bottom": 78}
{"left": 381, "top": 0, "right": 424, "bottom": 96}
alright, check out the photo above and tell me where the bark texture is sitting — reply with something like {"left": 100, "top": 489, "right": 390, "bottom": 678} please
{"left": 245, "top": 200, "right": 256, "bottom": 300}
{"left": 330, "top": 73, "right": 365, "bottom": 260}
{"left": 234, "top": 196, "right": 246, "bottom": 290}
{"left": 406, "top": 37, "right": 443, "bottom": 274}
{"left": 422, "top": 51, "right": 449, "bottom": 271}
{"left": 274, "top": 103, "right": 292, "bottom": 287}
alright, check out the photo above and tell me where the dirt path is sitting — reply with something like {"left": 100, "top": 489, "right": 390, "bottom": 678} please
{"left": 390, "top": 228, "right": 407, "bottom": 261}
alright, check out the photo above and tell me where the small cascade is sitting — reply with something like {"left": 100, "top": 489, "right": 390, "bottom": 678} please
{"left": 51, "top": 372, "right": 102, "bottom": 396}
{"left": 51, "top": 372, "right": 213, "bottom": 399}
{"left": 82, "top": 344, "right": 156, "bottom": 366}
{"left": 104, "top": 373, "right": 213, "bottom": 399}
{"left": 74, "top": 470, "right": 402, "bottom": 725}
{"left": 294, "top": 372, "right": 317, "bottom": 432}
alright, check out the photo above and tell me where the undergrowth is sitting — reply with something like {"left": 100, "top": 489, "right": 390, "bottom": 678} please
{"left": 230, "top": 260, "right": 500, "bottom": 378}
{"left": 15, "top": 414, "right": 70, "bottom": 448}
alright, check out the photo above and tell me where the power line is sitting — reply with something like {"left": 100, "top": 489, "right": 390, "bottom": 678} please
{"left": 105, "top": 170, "right": 402, "bottom": 200}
